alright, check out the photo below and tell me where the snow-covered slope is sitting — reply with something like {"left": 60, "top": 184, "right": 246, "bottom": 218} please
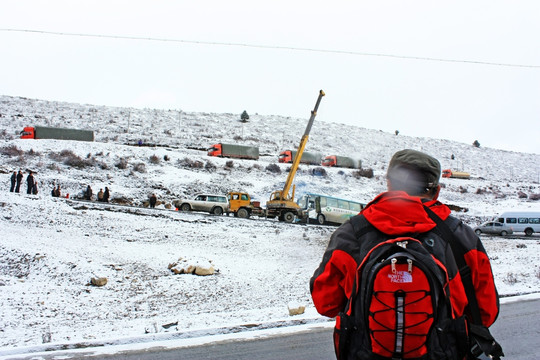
{"left": 0, "top": 95, "right": 539, "bottom": 349}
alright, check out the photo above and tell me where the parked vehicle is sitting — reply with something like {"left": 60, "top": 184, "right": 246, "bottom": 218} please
{"left": 297, "top": 193, "right": 365, "bottom": 225}
{"left": 227, "top": 192, "right": 265, "bottom": 219}
{"left": 496, "top": 211, "right": 540, "bottom": 236}
{"left": 175, "top": 194, "right": 229, "bottom": 215}
{"left": 207, "top": 143, "right": 259, "bottom": 160}
{"left": 321, "top": 155, "right": 361, "bottom": 169}
{"left": 20, "top": 126, "right": 94, "bottom": 142}
{"left": 278, "top": 150, "right": 322, "bottom": 165}
{"left": 474, "top": 221, "right": 513, "bottom": 236}
{"left": 442, "top": 169, "right": 470, "bottom": 179}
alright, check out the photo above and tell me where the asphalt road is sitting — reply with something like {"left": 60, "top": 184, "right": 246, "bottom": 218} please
{"left": 5, "top": 297, "right": 538, "bottom": 360}
{"left": 113, "top": 297, "right": 540, "bottom": 360}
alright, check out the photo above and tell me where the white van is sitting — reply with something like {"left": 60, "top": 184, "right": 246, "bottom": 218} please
{"left": 496, "top": 211, "right": 540, "bottom": 236}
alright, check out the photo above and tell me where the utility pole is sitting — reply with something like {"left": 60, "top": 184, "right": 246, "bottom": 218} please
{"left": 178, "top": 110, "right": 182, "bottom": 130}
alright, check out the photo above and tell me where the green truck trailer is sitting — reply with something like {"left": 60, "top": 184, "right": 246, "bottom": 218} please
{"left": 278, "top": 150, "right": 323, "bottom": 165}
{"left": 21, "top": 126, "right": 94, "bottom": 142}
{"left": 207, "top": 143, "right": 259, "bottom": 160}
{"left": 321, "top": 155, "right": 361, "bottom": 168}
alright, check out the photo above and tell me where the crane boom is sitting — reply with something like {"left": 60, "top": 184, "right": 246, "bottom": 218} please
{"left": 266, "top": 90, "right": 324, "bottom": 223}
{"left": 279, "top": 90, "right": 325, "bottom": 201}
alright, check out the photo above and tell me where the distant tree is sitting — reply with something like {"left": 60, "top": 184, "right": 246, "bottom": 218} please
{"left": 473, "top": 140, "right": 480, "bottom": 148}
{"left": 395, "top": 130, "right": 399, "bottom": 136}
{"left": 240, "top": 110, "right": 250, "bottom": 123}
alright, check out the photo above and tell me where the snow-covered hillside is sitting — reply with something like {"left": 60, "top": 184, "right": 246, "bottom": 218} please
{"left": 1, "top": 95, "right": 539, "bottom": 215}
{"left": 0, "top": 95, "right": 539, "bottom": 350}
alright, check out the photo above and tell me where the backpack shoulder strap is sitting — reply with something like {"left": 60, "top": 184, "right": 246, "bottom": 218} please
{"left": 348, "top": 214, "right": 377, "bottom": 239}
{"left": 424, "top": 206, "right": 504, "bottom": 359}
{"left": 423, "top": 206, "right": 482, "bottom": 325}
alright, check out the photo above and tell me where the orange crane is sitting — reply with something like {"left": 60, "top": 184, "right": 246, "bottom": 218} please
{"left": 265, "top": 90, "right": 325, "bottom": 222}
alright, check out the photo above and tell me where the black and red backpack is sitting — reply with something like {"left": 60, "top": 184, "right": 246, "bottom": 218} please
{"left": 333, "top": 215, "right": 469, "bottom": 360}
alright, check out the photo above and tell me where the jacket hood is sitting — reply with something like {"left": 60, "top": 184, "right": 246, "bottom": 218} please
{"left": 361, "top": 191, "right": 451, "bottom": 235}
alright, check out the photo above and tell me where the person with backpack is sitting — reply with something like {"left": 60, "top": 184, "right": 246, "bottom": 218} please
{"left": 310, "top": 149, "right": 501, "bottom": 360}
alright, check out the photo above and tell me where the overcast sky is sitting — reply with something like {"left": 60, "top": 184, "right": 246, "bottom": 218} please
{"left": 1, "top": 1, "right": 539, "bottom": 154}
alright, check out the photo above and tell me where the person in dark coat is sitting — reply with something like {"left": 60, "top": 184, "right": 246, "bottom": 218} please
{"left": 85, "top": 185, "right": 93, "bottom": 200}
{"left": 26, "top": 171, "right": 35, "bottom": 195}
{"left": 103, "top": 187, "right": 110, "bottom": 203}
{"left": 15, "top": 170, "right": 23, "bottom": 193}
{"left": 10, "top": 171, "right": 16, "bottom": 192}
{"left": 149, "top": 194, "right": 157, "bottom": 208}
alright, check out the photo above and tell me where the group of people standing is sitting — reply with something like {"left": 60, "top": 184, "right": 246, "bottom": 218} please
{"left": 10, "top": 170, "right": 38, "bottom": 195}
{"left": 9, "top": 171, "right": 112, "bottom": 203}
{"left": 10, "top": 171, "right": 154, "bottom": 209}
{"left": 84, "top": 185, "right": 110, "bottom": 202}
{"left": 51, "top": 185, "right": 62, "bottom": 198}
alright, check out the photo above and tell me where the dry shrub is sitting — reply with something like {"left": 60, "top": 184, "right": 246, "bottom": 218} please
{"left": 311, "top": 167, "right": 327, "bottom": 177}
{"left": 353, "top": 168, "right": 374, "bottom": 179}
{"left": 205, "top": 161, "right": 216, "bottom": 172}
{"left": 149, "top": 154, "right": 160, "bottom": 164}
{"left": 178, "top": 157, "right": 204, "bottom": 169}
{"left": 1, "top": 145, "right": 24, "bottom": 157}
{"left": 133, "top": 163, "right": 146, "bottom": 173}
{"left": 517, "top": 191, "right": 528, "bottom": 199}
{"left": 265, "top": 163, "right": 281, "bottom": 174}
{"left": 49, "top": 149, "right": 94, "bottom": 168}
{"left": 116, "top": 158, "right": 128, "bottom": 169}
{"left": 503, "top": 272, "right": 518, "bottom": 285}
{"left": 26, "top": 149, "right": 41, "bottom": 157}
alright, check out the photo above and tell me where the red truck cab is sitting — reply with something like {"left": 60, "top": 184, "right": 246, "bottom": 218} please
{"left": 20, "top": 127, "right": 35, "bottom": 139}
{"left": 321, "top": 155, "right": 337, "bottom": 167}
{"left": 278, "top": 150, "right": 293, "bottom": 163}
{"left": 208, "top": 144, "right": 222, "bottom": 157}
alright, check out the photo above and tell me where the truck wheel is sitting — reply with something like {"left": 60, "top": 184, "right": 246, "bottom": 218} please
{"left": 474, "top": 229, "right": 482, "bottom": 235}
{"left": 212, "top": 207, "right": 224, "bottom": 216}
{"left": 317, "top": 214, "right": 326, "bottom": 225}
{"left": 525, "top": 228, "right": 533, "bottom": 236}
{"left": 501, "top": 230, "right": 508, "bottom": 236}
{"left": 237, "top": 208, "right": 250, "bottom": 219}
{"left": 283, "top": 212, "right": 295, "bottom": 223}
{"left": 180, "top": 203, "right": 191, "bottom": 212}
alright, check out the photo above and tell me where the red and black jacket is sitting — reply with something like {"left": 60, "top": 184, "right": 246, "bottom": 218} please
{"left": 310, "top": 191, "right": 499, "bottom": 327}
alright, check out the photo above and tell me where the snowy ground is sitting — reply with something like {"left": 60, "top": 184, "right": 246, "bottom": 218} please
{"left": 0, "top": 95, "right": 539, "bottom": 351}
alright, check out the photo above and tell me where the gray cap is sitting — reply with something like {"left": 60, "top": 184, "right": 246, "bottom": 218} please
{"left": 387, "top": 149, "right": 441, "bottom": 195}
